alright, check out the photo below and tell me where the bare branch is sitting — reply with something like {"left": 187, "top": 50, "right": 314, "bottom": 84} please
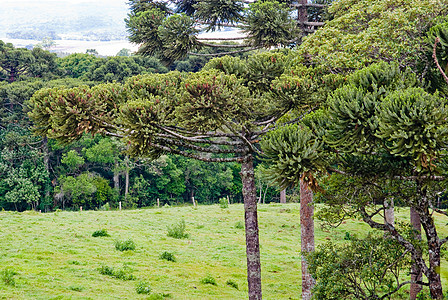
{"left": 433, "top": 37, "right": 448, "bottom": 84}
{"left": 187, "top": 47, "right": 260, "bottom": 57}
{"left": 154, "top": 135, "right": 249, "bottom": 154}
{"left": 199, "top": 42, "right": 250, "bottom": 48}
{"left": 150, "top": 142, "right": 242, "bottom": 163}
{"left": 292, "top": 3, "right": 327, "bottom": 8}
{"left": 198, "top": 36, "right": 246, "bottom": 41}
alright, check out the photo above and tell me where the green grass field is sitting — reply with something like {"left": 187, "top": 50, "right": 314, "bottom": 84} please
{"left": 0, "top": 204, "right": 447, "bottom": 299}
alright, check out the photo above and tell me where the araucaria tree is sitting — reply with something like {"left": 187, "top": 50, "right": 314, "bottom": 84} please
{"left": 261, "top": 62, "right": 448, "bottom": 299}
{"left": 28, "top": 51, "right": 314, "bottom": 299}
{"left": 125, "top": 0, "right": 329, "bottom": 63}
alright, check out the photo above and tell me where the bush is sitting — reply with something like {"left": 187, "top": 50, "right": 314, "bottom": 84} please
{"left": 234, "top": 221, "right": 244, "bottom": 229}
{"left": 1, "top": 268, "right": 17, "bottom": 286}
{"left": 115, "top": 239, "right": 136, "bottom": 251}
{"left": 167, "top": 220, "right": 189, "bottom": 239}
{"left": 99, "top": 202, "right": 110, "bottom": 211}
{"left": 226, "top": 279, "right": 239, "bottom": 290}
{"left": 159, "top": 251, "right": 176, "bottom": 262}
{"left": 92, "top": 229, "right": 110, "bottom": 237}
{"left": 200, "top": 274, "right": 217, "bottom": 285}
{"left": 219, "top": 197, "right": 229, "bottom": 209}
{"left": 99, "top": 265, "right": 136, "bottom": 281}
{"left": 136, "top": 281, "right": 152, "bottom": 294}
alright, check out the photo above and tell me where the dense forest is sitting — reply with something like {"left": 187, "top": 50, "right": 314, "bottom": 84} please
{"left": 0, "top": 42, "right": 281, "bottom": 212}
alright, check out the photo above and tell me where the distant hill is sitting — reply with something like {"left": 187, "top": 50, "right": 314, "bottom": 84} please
{"left": 0, "top": 0, "right": 129, "bottom": 41}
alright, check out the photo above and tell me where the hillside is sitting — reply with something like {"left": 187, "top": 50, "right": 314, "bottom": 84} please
{"left": 0, "top": 204, "right": 447, "bottom": 299}
{"left": 0, "top": 0, "right": 128, "bottom": 41}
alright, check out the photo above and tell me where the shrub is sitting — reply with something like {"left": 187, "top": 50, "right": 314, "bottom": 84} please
{"left": 1, "top": 268, "right": 17, "bottom": 286}
{"left": 226, "top": 279, "right": 239, "bottom": 290}
{"left": 219, "top": 197, "right": 229, "bottom": 209}
{"left": 115, "top": 239, "right": 136, "bottom": 251}
{"left": 99, "top": 265, "right": 136, "bottom": 281}
{"left": 69, "top": 285, "right": 84, "bottom": 292}
{"left": 200, "top": 274, "right": 217, "bottom": 285}
{"left": 234, "top": 221, "right": 244, "bottom": 229}
{"left": 99, "top": 202, "right": 110, "bottom": 211}
{"left": 167, "top": 220, "right": 189, "bottom": 239}
{"left": 159, "top": 251, "right": 176, "bottom": 262}
{"left": 92, "top": 229, "right": 110, "bottom": 237}
{"left": 136, "top": 281, "right": 152, "bottom": 294}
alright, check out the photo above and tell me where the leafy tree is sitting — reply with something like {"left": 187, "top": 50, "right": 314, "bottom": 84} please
{"left": 0, "top": 41, "right": 61, "bottom": 82}
{"left": 116, "top": 48, "right": 133, "bottom": 57}
{"left": 28, "top": 51, "right": 313, "bottom": 300}
{"left": 0, "top": 125, "right": 50, "bottom": 211}
{"left": 297, "top": 0, "right": 447, "bottom": 74}
{"left": 82, "top": 55, "right": 168, "bottom": 82}
{"left": 57, "top": 53, "right": 100, "bottom": 78}
{"left": 307, "top": 232, "right": 412, "bottom": 300}
{"left": 261, "top": 62, "right": 448, "bottom": 299}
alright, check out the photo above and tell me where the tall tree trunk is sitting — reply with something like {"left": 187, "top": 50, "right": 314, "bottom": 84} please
{"left": 300, "top": 179, "right": 315, "bottom": 300}
{"left": 280, "top": 188, "right": 287, "bottom": 203}
{"left": 410, "top": 207, "right": 422, "bottom": 300}
{"left": 415, "top": 183, "right": 444, "bottom": 299}
{"left": 113, "top": 160, "right": 120, "bottom": 194}
{"left": 384, "top": 198, "right": 394, "bottom": 226}
{"left": 241, "top": 156, "right": 262, "bottom": 300}
{"left": 124, "top": 156, "right": 130, "bottom": 200}
{"left": 298, "top": 0, "right": 308, "bottom": 35}
{"left": 42, "top": 137, "right": 50, "bottom": 211}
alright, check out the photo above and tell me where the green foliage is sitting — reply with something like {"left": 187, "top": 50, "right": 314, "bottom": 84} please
{"left": 57, "top": 53, "right": 100, "bottom": 78}
{"left": 0, "top": 40, "right": 61, "bottom": 82}
{"left": 225, "top": 279, "right": 238, "bottom": 290}
{"left": 377, "top": 87, "right": 448, "bottom": 171}
{"left": 234, "top": 221, "right": 244, "bottom": 229}
{"left": 244, "top": 1, "right": 298, "bottom": 48}
{"left": 83, "top": 56, "right": 168, "bottom": 82}
{"left": 136, "top": 281, "right": 152, "bottom": 294}
{"left": 0, "top": 126, "right": 49, "bottom": 211}
{"left": 61, "top": 150, "right": 85, "bottom": 172}
{"left": 57, "top": 173, "right": 97, "bottom": 209}
{"left": 200, "top": 274, "right": 217, "bottom": 285}
{"left": 219, "top": 197, "right": 228, "bottom": 209}
{"left": 1, "top": 268, "right": 17, "bottom": 286}
{"left": 158, "top": 14, "right": 199, "bottom": 63}
{"left": 167, "top": 219, "right": 189, "bottom": 239}
{"left": 194, "top": 0, "right": 243, "bottom": 31}
{"left": 114, "top": 239, "right": 136, "bottom": 251}
{"left": 261, "top": 124, "right": 326, "bottom": 189}
{"left": 99, "top": 265, "right": 136, "bottom": 281}
{"left": 308, "top": 232, "right": 411, "bottom": 300}
{"left": 159, "top": 251, "right": 176, "bottom": 262}
{"left": 92, "top": 229, "right": 110, "bottom": 237}
{"left": 297, "top": 0, "right": 447, "bottom": 73}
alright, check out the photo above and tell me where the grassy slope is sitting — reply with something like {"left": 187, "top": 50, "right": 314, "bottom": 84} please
{"left": 0, "top": 204, "right": 446, "bottom": 299}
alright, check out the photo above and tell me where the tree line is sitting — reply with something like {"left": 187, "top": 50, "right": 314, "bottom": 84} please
{"left": 3, "top": 0, "right": 448, "bottom": 299}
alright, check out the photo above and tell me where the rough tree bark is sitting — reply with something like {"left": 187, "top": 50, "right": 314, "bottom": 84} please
{"left": 113, "top": 160, "right": 120, "bottom": 193}
{"left": 241, "top": 156, "right": 262, "bottom": 300}
{"left": 280, "top": 188, "right": 287, "bottom": 204}
{"left": 300, "top": 179, "right": 315, "bottom": 300}
{"left": 410, "top": 206, "right": 422, "bottom": 300}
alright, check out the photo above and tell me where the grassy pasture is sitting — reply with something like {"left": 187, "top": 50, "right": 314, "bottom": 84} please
{"left": 0, "top": 204, "right": 447, "bottom": 299}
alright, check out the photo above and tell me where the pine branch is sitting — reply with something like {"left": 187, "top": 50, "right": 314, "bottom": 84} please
{"left": 199, "top": 42, "right": 250, "bottom": 48}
